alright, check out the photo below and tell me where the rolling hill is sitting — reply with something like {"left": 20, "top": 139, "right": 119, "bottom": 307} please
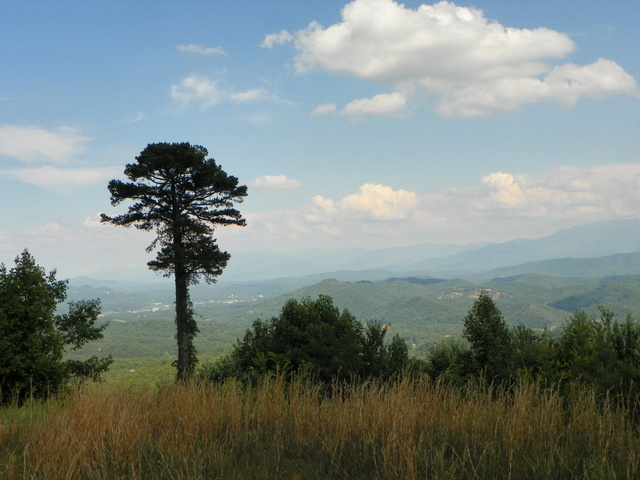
{"left": 66, "top": 218, "right": 640, "bottom": 361}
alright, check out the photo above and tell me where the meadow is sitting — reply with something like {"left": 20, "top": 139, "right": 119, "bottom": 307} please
{"left": 1, "top": 374, "right": 639, "bottom": 480}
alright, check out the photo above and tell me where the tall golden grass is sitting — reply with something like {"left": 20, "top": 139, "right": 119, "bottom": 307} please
{"left": 1, "top": 375, "right": 638, "bottom": 479}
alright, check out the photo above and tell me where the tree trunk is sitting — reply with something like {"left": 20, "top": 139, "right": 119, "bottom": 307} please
{"left": 174, "top": 268, "right": 192, "bottom": 381}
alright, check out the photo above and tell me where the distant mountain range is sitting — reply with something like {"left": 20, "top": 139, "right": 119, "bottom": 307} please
{"left": 79, "top": 218, "right": 639, "bottom": 285}
{"left": 67, "top": 218, "right": 640, "bottom": 360}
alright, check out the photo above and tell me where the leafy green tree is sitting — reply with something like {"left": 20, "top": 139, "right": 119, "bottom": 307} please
{"left": 551, "top": 307, "right": 640, "bottom": 396}
{"left": 202, "top": 296, "right": 411, "bottom": 384}
{"left": 510, "top": 325, "right": 553, "bottom": 379}
{"left": 235, "top": 296, "right": 364, "bottom": 383}
{"left": 426, "top": 338, "right": 473, "bottom": 385}
{"left": 361, "top": 321, "right": 411, "bottom": 378}
{"left": 463, "top": 292, "right": 512, "bottom": 382}
{"left": 0, "top": 250, "right": 111, "bottom": 403}
{"left": 101, "top": 142, "right": 247, "bottom": 380}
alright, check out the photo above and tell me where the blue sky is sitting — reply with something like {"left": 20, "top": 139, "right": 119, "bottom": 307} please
{"left": 1, "top": 0, "right": 638, "bottom": 279}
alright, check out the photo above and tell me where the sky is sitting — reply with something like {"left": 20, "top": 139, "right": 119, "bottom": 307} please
{"left": 1, "top": 0, "right": 638, "bottom": 280}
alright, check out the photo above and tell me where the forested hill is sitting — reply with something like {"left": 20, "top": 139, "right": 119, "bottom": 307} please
{"left": 270, "top": 271, "right": 640, "bottom": 334}
{"left": 472, "top": 252, "right": 640, "bottom": 281}
{"left": 68, "top": 252, "right": 640, "bottom": 360}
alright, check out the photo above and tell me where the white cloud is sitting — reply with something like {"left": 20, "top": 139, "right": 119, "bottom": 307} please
{"left": 217, "top": 163, "right": 640, "bottom": 252}
{"left": 171, "top": 76, "right": 279, "bottom": 108}
{"left": 438, "top": 58, "right": 638, "bottom": 116}
{"left": 312, "top": 93, "right": 408, "bottom": 119}
{"left": 312, "top": 103, "right": 338, "bottom": 115}
{"left": 230, "top": 88, "right": 270, "bottom": 103}
{"left": 0, "top": 125, "right": 90, "bottom": 163}
{"left": 431, "top": 163, "right": 640, "bottom": 225}
{"left": 176, "top": 44, "right": 226, "bottom": 56}
{"left": 313, "top": 183, "right": 418, "bottom": 220}
{"left": 482, "top": 172, "right": 526, "bottom": 205}
{"left": 261, "top": 30, "right": 294, "bottom": 48}
{"left": 545, "top": 59, "right": 638, "bottom": 105}
{"left": 342, "top": 92, "right": 408, "bottom": 118}
{"left": 271, "top": 0, "right": 637, "bottom": 117}
{"left": 0, "top": 165, "right": 119, "bottom": 191}
{"left": 171, "top": 76, "right": 223, "bottom": 107}
{"left": 248, "top": 175, "right": 302, "bottom": 190}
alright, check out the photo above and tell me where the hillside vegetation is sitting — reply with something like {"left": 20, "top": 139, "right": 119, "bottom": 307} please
{"left": 70, "top": 265, "right": 640, "bottom": 367}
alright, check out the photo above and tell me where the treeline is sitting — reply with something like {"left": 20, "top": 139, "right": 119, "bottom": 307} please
{"left": 201, "top": 292, "right": 640, "bottom": 402}
{"left": 429, "top": 293, "right": 640, "bottom": 399}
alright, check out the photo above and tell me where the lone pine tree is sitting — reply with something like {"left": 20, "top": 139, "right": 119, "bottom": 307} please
{"left": 101, "top": 142, "right": 247, "bottom": 380}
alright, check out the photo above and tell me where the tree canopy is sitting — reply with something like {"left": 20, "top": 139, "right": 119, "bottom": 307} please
{"left": 463, "top": 291, "right": 512, "bottom": 381}
{"left": 101, "top": 142, "right": 247, "bottom": 380}
{"left": 428, "top": 293, "right": 640, "bottom": 399}
{"left": 201, "top": 295, "right": 412, "bottom": 384}
{"left": 0, "top": 250, "right": 111, "bottom": 403}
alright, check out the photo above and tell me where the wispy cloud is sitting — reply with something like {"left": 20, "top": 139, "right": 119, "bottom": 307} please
{"left": 124, "top": 111, "right": 147, "bottom": 124}
{"left": 0, "top": 165, "right": 119, "bottom": 191}
{"left": 249, "top": 175, "right": 302, "bottom": 190}
{"left": 20, "top": 222, "right": 75, "bottom": 245}
{"left": 230, "top": 88, "right": 271, "bottom": 103}
{"left": 261, "top": 30, "right": 293, "bottom": 49}
{"left": 0, "top": 125, "right": 90, "bottom": 164}
{"left": 267, "top": 0, "right": 638, "bottom": 118}
{"left": 171, "top": 76, "right": 280, "bottom": 108}
{"left": 176, "top": 44, "right": 226, "bottom": 56}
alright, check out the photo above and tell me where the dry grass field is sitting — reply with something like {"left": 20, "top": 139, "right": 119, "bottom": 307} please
{"left": 1, "top": 375, "right": 639, "bottom": 480}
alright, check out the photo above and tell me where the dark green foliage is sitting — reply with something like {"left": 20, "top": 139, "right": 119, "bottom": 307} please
{"left": 425, "top": 338, "right": 472, "bottom": 385}
{"left": 101, "top": 142, "right": 247, "bottom": 381}
{"left": 200, "top": 295, "right": 411, "bottom": 384}
{"left": 550, "top": 307, "right": 640, "bottom": 397}
{"left": 0, "top": 250, "right": 112, "bottom": 403}
{"left": 463, "top": 292, "right": 512, "bottom": 381}
{"left": 429, "top": 294, "right": 640, "bottom": 401}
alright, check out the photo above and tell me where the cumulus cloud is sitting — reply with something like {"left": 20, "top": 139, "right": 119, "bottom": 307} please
{"left": 438, "top": 58, "right": 637, "bottom": 116}
{"left": 0, "top": 125, "right": 90, "bottom": 164}
{"left": 434, "top": 163, "right": 640, "bottom": 223}
{"left": 171, "top": 76, "right": 279, "bottom": 108}
{"left": 482, "top": 172, "right": 526, "bottom": 205}
{"left": 214, "top": 163, "right": 639, "bottom": 252}
{"left": 249, "top": 175, "right": 302, "bottom": 190}
{"left": 0, "top": 165, "right": 119, "bottom": 191}
{"left": 313, "top": 183, "right": 418, "bottom": 220}
{"left": 267, "top": 0, "right": 637, "bottom": 117}
{"left": 176, "top": 44, "right": 226, "bottom": 56}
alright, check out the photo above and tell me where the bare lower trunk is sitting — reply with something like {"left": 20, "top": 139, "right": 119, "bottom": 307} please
{"left": 174, "top": 268, "right": 194, "bottom": 381}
